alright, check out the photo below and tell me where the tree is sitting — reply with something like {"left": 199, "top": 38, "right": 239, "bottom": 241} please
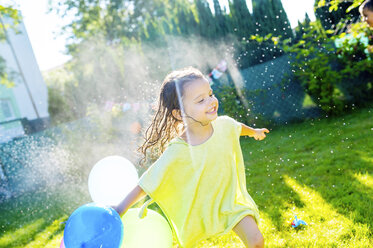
{"left": 295, "top": 13, "right": 311, "bottom": 42}
{"left": 0, "top": 4, "right": 20, "bottom": 87}
{"left": 175, "top": 1, "right": 198, "bottom": 36}
{"left": 213, "top": 0, "right": 230, "bottom": 37}
{"left": 51, "top": 0, "right": 173, "bottom": 50}
{"left": 142, "top": 14, "right": 165, "bottom": 42}
{"left": 195, "top": 0, "right": 217, "bottom": 39}
{"left": 228, "top": 0, "right": 255, "bottom": 39}
{"left": 252, "top": 0, "right": 293, "bottom": 39}
{"left": 271, "top": 0, "right": 293, "bottom": 39}
{"left": 243, "top": 0, "right": 293, "bottom": 66}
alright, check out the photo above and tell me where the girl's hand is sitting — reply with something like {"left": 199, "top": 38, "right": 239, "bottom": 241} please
{"left": 252, "top": 128, "right": 269, "bottom": 140}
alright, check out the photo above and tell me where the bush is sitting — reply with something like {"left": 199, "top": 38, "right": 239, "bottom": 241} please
{"left": 283, "top": 21, "right": 345, "bottom": 115}
{"left": 334, "top": 22, "right": 373, "bottom": 105}
{"left": 283, "top": 20, "right": 373, "bottom": 115}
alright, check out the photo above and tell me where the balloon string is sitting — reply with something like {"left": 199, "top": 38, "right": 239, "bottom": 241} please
{"left": 139, "top": 198, "right": 154, "bottom": 219}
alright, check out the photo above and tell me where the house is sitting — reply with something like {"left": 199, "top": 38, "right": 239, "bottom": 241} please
{"left": 0, "top": 13, "right": 49, "bottom": 143}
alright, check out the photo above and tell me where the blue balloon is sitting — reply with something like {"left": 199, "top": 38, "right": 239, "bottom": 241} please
{"left": 64, "top": 203, "right": 123, "bottom": 248}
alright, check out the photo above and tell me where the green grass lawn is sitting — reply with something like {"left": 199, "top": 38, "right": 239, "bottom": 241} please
{"left": 1, "top": 107, "right": 372, "bottom": 247}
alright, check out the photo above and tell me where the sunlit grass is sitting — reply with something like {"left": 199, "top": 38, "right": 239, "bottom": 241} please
{"left": 302, "top": 93, "right": 316, "bottom": 108}
{"left": 23, "top": 217, "right": 66, "bottom": 248}
{"left": 0, "top": 107, "right": 372, "bottom": 247}
{"left": 281, "top": 176, "right": 370, "bottom": 247}
{"left": 0, "top": 189, "right": 85, "bottom": 248}
{"left": 353, "top": 173, "right": 373, "bottom": 190}
{"left": 0, "top": 219, "right": 45, "bottom": 247}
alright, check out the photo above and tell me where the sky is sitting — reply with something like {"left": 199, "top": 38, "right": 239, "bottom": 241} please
{"left": 7, "top": 0, "right": 315, "bottom": 72}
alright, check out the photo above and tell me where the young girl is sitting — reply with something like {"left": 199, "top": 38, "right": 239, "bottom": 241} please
{"left": 115, "top": 67, "right": 269, "bottom": 248}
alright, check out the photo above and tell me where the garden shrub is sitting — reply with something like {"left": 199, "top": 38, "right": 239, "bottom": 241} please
{"left": 283, "top": 20, "right": 373, "bottom": 115}
{"left": 334, "top": 22, "right": 373, "bottom": 105}
{"left": 282, "top": 20, "right": 345, "bottom": 116}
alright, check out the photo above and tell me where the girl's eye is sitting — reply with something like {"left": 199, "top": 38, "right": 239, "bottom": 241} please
{"left": 198, "top": 94, "right": 214, "bottom": 103}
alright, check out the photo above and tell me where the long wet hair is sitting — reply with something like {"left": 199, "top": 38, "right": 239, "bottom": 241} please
{"left": 138, "top": 67, "right": 208, "bottom": 166}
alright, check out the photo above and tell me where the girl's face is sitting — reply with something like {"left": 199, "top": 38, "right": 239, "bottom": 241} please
{"left": 180, "top": 78, "right": 218, "bottom": 125}
{"left": 363, "top": 9, "right": 373, "bottom": 27}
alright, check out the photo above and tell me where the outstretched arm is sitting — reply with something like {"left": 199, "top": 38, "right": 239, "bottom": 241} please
{"left": 240, "top": 123, "right": 269, "bottom": 140}
{"left": 113, "top": 185, "right": 147, "bottom": 216}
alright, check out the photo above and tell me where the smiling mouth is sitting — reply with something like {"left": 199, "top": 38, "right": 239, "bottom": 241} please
{"left": 207, "top": 106, "right": 217, "bottom": 114}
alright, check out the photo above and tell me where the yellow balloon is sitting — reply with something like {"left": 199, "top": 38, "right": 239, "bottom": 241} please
{"left": 121, "top": 208, "right": 173, "bottom": 248}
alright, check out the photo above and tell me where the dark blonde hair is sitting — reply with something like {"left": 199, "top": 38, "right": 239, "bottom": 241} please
{"left": 138, "top": 67, "right": 208, "bottom": 166}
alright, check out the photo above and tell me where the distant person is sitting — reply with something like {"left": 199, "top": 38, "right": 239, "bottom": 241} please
{"left": 114, "top": 67, "right": 269, "bottom": 248}
{"left": 360, "top": 0, "right": 373, "bottom": 27}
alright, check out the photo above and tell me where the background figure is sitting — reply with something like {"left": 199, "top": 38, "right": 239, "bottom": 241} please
{"left": 360, "top": 0, "right": 373, "bottom": 27}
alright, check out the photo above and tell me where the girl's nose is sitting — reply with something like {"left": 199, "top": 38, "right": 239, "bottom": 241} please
{"left": 208, "top": 95, "right": 218, "bottom": 105}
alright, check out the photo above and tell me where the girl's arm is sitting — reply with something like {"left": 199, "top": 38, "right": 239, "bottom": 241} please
{"left": 113, "top": 185, "right": 147, "bottom": 216}
{"left": 240, "top": 123, "right": 269, "bottom": 140}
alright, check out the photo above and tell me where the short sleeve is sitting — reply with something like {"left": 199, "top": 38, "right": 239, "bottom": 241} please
{"left": 138, "top": 145, "right": 175, "bottom": 195}
{"left": 138, "top": 143, "right": 191, "bottom": 200}
{"left": 217, "top": 115, "right": 242, "bottom": 138}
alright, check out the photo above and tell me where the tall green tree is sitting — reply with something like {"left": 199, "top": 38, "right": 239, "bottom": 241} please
{"left": 145, "top": 18, "right": 164, "bottom": 42}
{"left": 52, "top": 0, "right": 173, "bottom": 51}
{"left": 252, "top": 0, "right": 293, "bottom": 39}
{"left": 174, "top": 1, "right": 199, "bottom": 36}
{"left": 228, "top": 0, "right": 255, "bottom": 39}
{"left": 295, "top": 13, "right": 311, "bottom": 42}
{"left": 271, "top": 0, "right": 293, "bottom": 39}
{"left": 195, "top": 0, "right": 217, "bottom": 39}
{"left": 129, "top": 0, "right": 172, "bottom": 39}
{"left": 243, "top": 0, "right": 292, "bottom": 66}
{"left": 213, "top": 0, "right": 230, "bottom": 37}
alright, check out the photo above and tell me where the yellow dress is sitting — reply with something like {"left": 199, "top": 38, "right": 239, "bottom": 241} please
{"left": 138, "top": 115, "right": 260, "bottom": 248}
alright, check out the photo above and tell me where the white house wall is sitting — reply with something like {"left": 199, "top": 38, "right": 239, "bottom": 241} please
{"left": 0, "top": 38, "right": 36, "bottom": 120}
{"left": 0, "top": 14, "right": 49, "bottom": 121}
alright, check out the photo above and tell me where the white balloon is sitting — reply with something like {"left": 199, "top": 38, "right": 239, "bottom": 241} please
{"left": 88, "top": 156, "right": 138, "bottom": 206}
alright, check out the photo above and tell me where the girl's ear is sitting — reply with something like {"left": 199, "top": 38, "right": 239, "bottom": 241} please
{"left": 172, "top": 109, "right": 182, "bottom": 121}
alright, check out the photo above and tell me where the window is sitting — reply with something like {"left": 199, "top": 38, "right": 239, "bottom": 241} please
{"left": 0, "top": 99, "right": 15, "bottom": 121}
